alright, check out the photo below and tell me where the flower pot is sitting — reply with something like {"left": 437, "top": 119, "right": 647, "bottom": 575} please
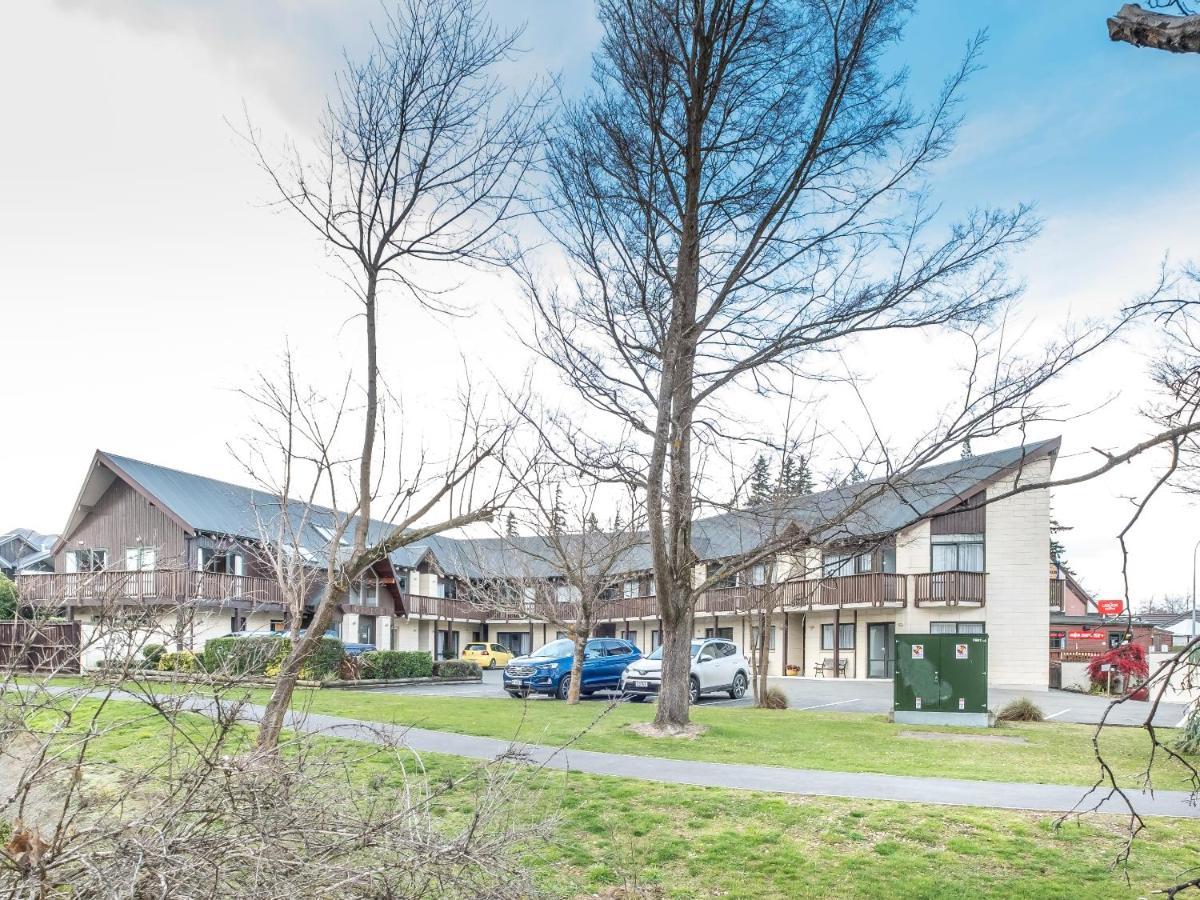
{"left": 785, "top": 665, "right": 800, "bottom": 677}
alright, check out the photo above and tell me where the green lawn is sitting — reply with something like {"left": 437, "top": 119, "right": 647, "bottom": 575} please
{"left": 252, "top": 687, "right": 1197, "bottom": 792}
{"left": 16, "top": 675, "right": 1198, "bottom": 792}
{"left": 11, "top": 697, "right": 1200, "bottom": 899}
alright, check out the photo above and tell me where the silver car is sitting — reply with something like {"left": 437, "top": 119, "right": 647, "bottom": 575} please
{"left": 620, "top": 638, "right": 750, "bottom": 703}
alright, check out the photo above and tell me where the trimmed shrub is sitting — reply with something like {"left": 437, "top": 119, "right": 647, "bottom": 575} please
{"left": 757, "top": 686, "right": 789, "bottom": 709}
{"left": 433, "top": 659, "right": 482, "bottom": 678}
{"left": 303, "top": 637, "right": 345, "bottom": 680}
{"left": 996, "top": 697, "right": 1044, "bottom": 722}
{"left": 360, "top": 650, "right": 433, "bottom": 680}
{"left": 204, "top": 636, "right": 286, "bottom": 676}
{"left": 157, "top": 651, "right": 201, "bottom": 673}
{"left": 142, "top": 644, "right": 166, "bottom": 667}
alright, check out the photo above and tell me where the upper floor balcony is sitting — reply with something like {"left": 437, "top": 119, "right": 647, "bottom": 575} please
{"left": 15, "top": 569, "right": 286, "bottom": 610}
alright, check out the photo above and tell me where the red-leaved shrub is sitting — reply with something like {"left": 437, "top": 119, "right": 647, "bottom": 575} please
{"left": 1086, "top": 642, "right": 1149, "bottom": 690}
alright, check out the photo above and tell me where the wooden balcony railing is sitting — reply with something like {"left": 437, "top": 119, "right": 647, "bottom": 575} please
{"left": 1049, "top": 579, "right": 1065, "bottom": 611}
{"left": 15, "top": 570, "right": 285, "bottom": 609}
{"left": 912, "top": 571, "right": 986, "bottom": 607}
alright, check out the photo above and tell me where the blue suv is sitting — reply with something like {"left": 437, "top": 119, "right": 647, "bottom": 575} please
{"left": 503, "top": 637, "right": 641, "bottom": 700}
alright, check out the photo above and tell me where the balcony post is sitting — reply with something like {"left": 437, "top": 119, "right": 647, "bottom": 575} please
{"left": 833, "top": 606, "right": 841, "bottom": 678}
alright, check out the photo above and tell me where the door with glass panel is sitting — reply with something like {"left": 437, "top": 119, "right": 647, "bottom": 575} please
{"left": 867, "top": 623, "right": 895, "bottom": 679}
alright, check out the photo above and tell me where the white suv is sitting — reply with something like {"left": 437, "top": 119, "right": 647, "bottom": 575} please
{"left": 620, "top": 638, "right": 750, "bottom": 703}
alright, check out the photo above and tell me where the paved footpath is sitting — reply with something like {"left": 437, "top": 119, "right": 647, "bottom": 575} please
{"left": 191, "top": 698, "right": 1200, "bottom": 819}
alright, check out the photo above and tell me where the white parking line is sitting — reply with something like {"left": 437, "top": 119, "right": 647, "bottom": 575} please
{"left": 1043, "top": 709, "right": 1070, "bottom": 720}
{"left": 794, "top": 698, "right": 862, "bottom": 711}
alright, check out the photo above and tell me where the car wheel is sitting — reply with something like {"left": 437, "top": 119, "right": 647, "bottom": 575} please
{"left": 556, "top": 678, "right": 572, "bottom": 701}
{"left": 488, "top": 658, "right": 497, "bottom": 669}
{"left": 689, "top": 677, "right": 701, "bottom": 705}
{"left": 628, "top": 694, "right": 646, "bottom": 703}
{"left": 729, "top": 672, "right": 748, "bottom": 699}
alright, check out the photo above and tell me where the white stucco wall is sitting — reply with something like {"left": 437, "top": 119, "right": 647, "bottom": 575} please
{"left": 983, "top": 454, "right": 1052, "bottom": 689}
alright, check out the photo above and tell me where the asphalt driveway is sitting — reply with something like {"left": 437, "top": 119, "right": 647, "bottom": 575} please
{"left": 362, "top": 670, "right": 1189, "bottom": 727}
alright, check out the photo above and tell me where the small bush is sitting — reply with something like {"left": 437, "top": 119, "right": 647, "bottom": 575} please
{"left": 996, "top": 697, "right": 1044, "bottom": 722}
{"left": 756, "top": 686, "right": 789, "bottom": 709}
{"left": 361, "top": 650, "right": 433, "bottom": 680}
{"left": 0, "top": 573, "right": 17, "bottom": 620}
{"left": 433, "top": 659, "right": 481, "bottom": 679}
{"left": 1087, "top": 642, "right": 1149, "bottom": 689}
{"left": 157, "top": 651, "right": 202, "bottom": 674}
{"left": 142, "top": 643, "right": 166, "bottom": 666}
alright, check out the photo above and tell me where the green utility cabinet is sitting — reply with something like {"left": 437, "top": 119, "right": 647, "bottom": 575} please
{"left": 894, "top": 633, "right": 989, "bottom": 727}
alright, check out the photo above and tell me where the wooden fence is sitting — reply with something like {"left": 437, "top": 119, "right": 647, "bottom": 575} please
{"left": 0, "top": 621, "right": 82, "bottom": 674}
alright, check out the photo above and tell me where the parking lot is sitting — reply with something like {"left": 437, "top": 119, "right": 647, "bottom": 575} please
{"left": 361, "top": 669, "right": 1189, "bottom": 727}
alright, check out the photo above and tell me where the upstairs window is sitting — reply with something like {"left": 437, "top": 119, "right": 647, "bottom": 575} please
{"left": 198, "top": 548, "right": 244, "bottom": 576}
{"left": 349, "top": 576, "right": 380, "bottom": 607}
{"left": 931, "top": 534, "right": 984, "bottom": 572}
{"left": 823, "top": 551, "right": 872, "bottom": 577}
{"left": 706, "top": 562, "right": 737, "bottom": 589}
{"left": 622, "top": 579, "right": 639, "bottom": 599}
{"left": 66, "top": 548, "right": 108, "bottom": 573}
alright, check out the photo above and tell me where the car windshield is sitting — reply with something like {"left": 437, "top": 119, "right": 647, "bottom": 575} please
{"left": 647, "top": 641, "right": 704, "bottom": 660}
{"left": 531, "top": 639, "right": 573, "bottom": 658}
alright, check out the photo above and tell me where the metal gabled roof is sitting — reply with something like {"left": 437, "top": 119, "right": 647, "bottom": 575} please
{"left": 72, "top": 437, "right": 1058, "bottom": 580}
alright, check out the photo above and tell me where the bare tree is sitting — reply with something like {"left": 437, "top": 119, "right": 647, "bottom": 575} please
{"left": 463, "top": 465, "right": 646, "bottom": 704}
{"left": 246, "top": 0, "right": 546, "bottom": 749}
{"left": 524, "top": 0, "right": 1144, "bottom": 730}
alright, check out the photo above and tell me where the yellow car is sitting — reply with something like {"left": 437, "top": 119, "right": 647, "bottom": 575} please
{"left": 462, "top": 642, "right": 515, "bottom": 669}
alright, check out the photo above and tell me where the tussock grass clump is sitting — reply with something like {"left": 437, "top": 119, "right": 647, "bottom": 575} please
{"left": 758, "top": 687, "right": 789, "bottom": 710}
{"left": 995, "top": 698, "right": 1044, "bottom": 722}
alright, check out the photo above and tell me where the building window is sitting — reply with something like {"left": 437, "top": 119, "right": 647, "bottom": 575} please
{"left": 622, "top": 579, "right": 639, "bottom": 599}
{"left": 704, "top": 627, "right": 734, "bottom": 640}
{"left": 821, "top": 623, "right": 855, "bottom": 650}
{"left": 198, "top": 548, "right": 244, "bottom": 575}
{"left": 748, "top": 563, "right": 771, "bottom": 586}
{"left": 651, "top": 630, "right": 661, "bottom": 650}
{"left": 751, "top": 625, "right": 777, "bottom": 651}
{"left": 230, "top": 615, "right": 247, "bottom": 633}
{"left": 269, "top": 619, "right": 285, "bottom": 633}
{"left": 647, "top": 576, "right": 656, "bottom": 596}
{"left": 1049, "top": 631, "right": 1066, "bottom": 650}
{"left": 67, "top": 548, "right": 108, "bottom": 573}
{"left": 348, "top": 576, "right": 380, "bottom": 607}
{"left": 442, "top": 579, "right": 458, "bottom": 600}
{"left": 706, "top": 562, "right": 737, "bottom": 589}
{"left": 396, "top": 572, "right": 409, "bottom": 594}
{"left": 931, "top": 534, "right": 984, "bottom": 572}
{"left": 930, "top": 622, "right": 985, "bottom": 635}
{"left": 824, "top": 551, "right": 873, "bottom": 577}
{"left": 622, "top": 630, "right": 637, "bottom": 644}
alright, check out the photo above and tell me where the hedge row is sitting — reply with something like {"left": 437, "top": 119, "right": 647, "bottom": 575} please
{"left": 360, "top": 650, "right": 432, "bottom": 680}
{"left": 432, "top": 659, "right": 482, "bottom": 678}
{"left": 203, "top": 635, "right": 344, "bottom": 681}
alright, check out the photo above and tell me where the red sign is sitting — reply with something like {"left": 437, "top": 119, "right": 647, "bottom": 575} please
{"left": 1097, "top": 599, "right": 1125, "bottom": 616}
{"left": 1067, "top": 630, "right": 1108, "bottom": 641}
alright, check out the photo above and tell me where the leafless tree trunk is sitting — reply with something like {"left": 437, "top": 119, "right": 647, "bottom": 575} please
{"left": 525, "top": 0, "right": 1044, "bottom": 730}
{"left": 246, "top": 0, "right": 545, "bottom": 749}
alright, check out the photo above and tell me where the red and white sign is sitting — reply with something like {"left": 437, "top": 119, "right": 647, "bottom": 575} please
{"left": 1067, "top": 630, "right": 1107, "bottom": 641}
{"left": 1097, "top": 599, "right": 1125, "bottom": 616}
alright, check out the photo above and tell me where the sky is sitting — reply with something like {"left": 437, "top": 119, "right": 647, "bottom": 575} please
{"left": 2, "top": 1, "right": 1199, "bottom": 605}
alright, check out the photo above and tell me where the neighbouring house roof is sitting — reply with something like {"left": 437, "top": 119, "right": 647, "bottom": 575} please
{"left": 55, "top": 438, "right": 1060, "bottom": 581}
{"left": 0, "top": 528, "right": 59, "bottom": 573}
{"left": 1134, "top": 611, "right": 1194, "bottom": 628}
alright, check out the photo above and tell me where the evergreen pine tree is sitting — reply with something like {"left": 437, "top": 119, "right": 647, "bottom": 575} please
{"left": 586, "top": 512, "right": 600, "bottom": 532}
{"left": 505, "top": 511, "right": 517, "bottom": 537}
{"left": 1050, "top": 514, "right": 1074, "bottom": 574}
{"left": 845, "top": 463, "right": 865, "bottom": 484}
{"left": 747, "top": 454, "right": 773, "bottom": 506}
{"left": 549, "top": 486, "right": 565, "bottom": 534}
{"left": 961, "top": 439, "right": 973, "bottom": 459}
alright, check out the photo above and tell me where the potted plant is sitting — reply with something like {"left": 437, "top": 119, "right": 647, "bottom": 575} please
{"left": 785, "top": 663, "right": 800, "bottom": 677}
